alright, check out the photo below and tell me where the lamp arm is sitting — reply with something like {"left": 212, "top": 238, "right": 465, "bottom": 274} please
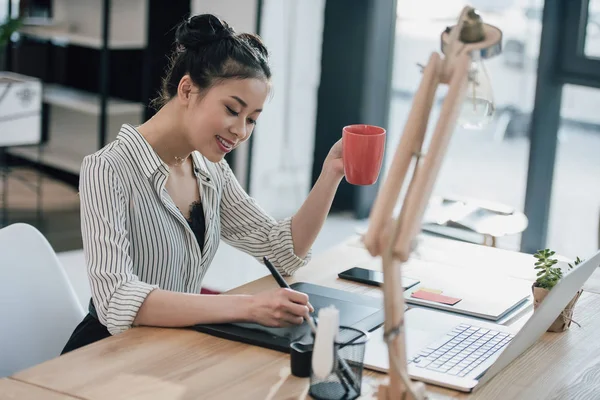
{"left": 374, "top": 53, "right": 470, "bottom": 400}
{"left": 393, "top": 53, "right": 470, "bottom": 261}
{"left": 363, "top": 52, "right": 442, "bottom": 257}
{"left": 363, "top": 6, "right": 502, "bottom": 399}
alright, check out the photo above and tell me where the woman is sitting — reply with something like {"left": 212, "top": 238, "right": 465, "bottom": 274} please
{"left": 61, "top": 14, "right": 345, "bottom": 353}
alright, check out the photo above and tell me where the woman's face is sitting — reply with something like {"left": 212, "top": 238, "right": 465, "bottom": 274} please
{"left": 180, "top": 76, "right": 269, "bottom": 163}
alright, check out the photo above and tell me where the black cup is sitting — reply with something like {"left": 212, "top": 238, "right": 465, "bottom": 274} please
{"left": 290, "top": 341, "right": 313, "bottom": 378}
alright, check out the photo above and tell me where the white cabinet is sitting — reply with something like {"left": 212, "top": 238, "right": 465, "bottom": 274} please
{"left": 0, "top": 72, "right": 42, "bottom": 148}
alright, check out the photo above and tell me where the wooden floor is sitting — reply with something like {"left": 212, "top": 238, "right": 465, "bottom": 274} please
{"left": 0, "top": 167, "right": 82, "bottom": 252}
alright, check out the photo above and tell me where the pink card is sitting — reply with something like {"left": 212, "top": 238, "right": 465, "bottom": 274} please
{"left": 411, "top": 289, "right": 462, "bottom": 305}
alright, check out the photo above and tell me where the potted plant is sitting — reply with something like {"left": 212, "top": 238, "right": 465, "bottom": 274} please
{"left": 532, "top": 249, "right": 583, "bottom": 332}
{"left": 0, "top": 17, "right": 23, "bottom": 71}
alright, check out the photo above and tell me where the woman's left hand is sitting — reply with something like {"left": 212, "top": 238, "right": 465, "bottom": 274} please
{"left": 323, "top": 138, "right": 344, "bottom": 179}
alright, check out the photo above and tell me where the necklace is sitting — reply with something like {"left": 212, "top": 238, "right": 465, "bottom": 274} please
{"left": 171, "top": 155, "right": 189, "bottom": 167}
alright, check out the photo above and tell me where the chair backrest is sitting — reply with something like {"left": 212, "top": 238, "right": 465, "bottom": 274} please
{"left": 0, "top": 223, "right": 84, "bottom": 377}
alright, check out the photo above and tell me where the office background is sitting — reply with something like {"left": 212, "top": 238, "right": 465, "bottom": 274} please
{"left": 1, "top": 0, "right": 599, "bottom": 295}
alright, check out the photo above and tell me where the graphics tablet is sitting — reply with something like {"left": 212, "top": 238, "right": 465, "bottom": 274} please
{"left": 192, "top": 282, "right": 384, "bottom": 353}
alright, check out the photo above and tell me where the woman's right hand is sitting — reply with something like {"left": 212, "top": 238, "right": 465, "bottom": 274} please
{"left": 249, "top": 288, "right": 313, "bottom": 327}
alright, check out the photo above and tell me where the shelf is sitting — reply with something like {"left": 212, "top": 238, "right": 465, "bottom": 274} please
{"left": 8, "top": 146, "right": 83, "bottom": 175}
{"left": 7, "top": 101, "right": 139, "bottom": 176}
{"left": 43, "top": 84, "right": 144, "bottom": 116}
{"left": 19, "top": 25, "right": 145, "bottom": 50}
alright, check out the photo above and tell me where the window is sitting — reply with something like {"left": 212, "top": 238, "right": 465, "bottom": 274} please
{"left": 388, "top": 1, "right": 542, "bottom": 249}
{"left": 548, "top": 85, "right": 600, "bottom": 258}
{"left": 585, "top": 0, "right": 600, "bottom": 58}
{"left": 0, "top": 0, "right": 8, "bottom": 21}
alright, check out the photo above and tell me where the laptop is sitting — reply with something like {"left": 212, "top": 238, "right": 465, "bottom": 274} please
{"left": 363, "top": 250, "right": 600, "bottom": 392}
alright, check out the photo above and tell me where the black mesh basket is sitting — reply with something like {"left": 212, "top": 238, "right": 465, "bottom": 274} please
{"left": 309, "top": 326, "right": 369, "bottom": 400}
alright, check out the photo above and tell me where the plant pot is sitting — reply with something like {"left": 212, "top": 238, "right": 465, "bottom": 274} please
{"left": 532, "top": 283, "right": 583, "bottom": 332}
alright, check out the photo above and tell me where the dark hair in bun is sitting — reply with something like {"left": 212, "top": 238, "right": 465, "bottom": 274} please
{"left": 153, "top": 14, "right": 271, "bottom": 109}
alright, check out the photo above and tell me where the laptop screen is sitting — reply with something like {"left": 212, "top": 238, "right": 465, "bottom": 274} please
{"left": 477, "top": 250, "right": 600, "bottom": 386}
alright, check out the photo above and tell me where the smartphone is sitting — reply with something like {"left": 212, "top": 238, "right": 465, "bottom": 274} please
{"left": 338, "top": 267, "right": 420, "bottom": 290}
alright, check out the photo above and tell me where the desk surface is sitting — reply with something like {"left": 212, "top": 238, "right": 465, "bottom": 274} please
{"left": 0, "top": 378, "right": 80, "bottom": 399}
{"left": 11, "top": 235, "right": 600, "bottom": 400}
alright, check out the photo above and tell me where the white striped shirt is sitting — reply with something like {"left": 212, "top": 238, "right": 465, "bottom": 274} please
{"left": 80, "top": 124, "right": 311, "bottom": 335}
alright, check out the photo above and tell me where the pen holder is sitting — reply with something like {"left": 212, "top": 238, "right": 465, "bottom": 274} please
{"left": 290, "top": 341, "right": 313, "bottom": 378}
{"left": 309, "top": 326, "right": 368, "bottom": 400}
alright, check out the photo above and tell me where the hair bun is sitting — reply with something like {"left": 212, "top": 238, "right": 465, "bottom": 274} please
{"left": 176, "top": 14, "right": 235, "bottom": 50}
{"left": 238, "top": 33, "right": 269, "bottom": 60}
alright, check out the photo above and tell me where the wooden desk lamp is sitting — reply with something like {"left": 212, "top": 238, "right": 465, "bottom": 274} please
{"left": 362, "top": 6, "right": 502, "bottom": 400}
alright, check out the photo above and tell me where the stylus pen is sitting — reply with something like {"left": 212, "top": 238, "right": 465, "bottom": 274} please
{"left": 262, "top": 256, "right": 317, "bottom": 332}
{"left": 263, "top": 256, "right": 359, "bottom": 391}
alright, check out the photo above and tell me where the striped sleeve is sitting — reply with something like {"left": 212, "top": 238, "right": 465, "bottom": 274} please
{"left": 80, "top": 154, "right": 158, "bottom": 335}
{"left": 217, "top": 160, "right": 311, "bottom": 276}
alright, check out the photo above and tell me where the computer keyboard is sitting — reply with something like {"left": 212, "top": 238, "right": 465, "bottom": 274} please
{"left": 408, "top": 323, "right": 514, "bottom": 378}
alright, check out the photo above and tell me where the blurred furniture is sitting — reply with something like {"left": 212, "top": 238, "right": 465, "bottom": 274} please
{"left": 422, "top": 195, "right": 528, "bottom": 248}
{"left": 6, "top": 0, "right": 190, "bottom": 177}
{"left": 0, "top": 71, "right": 43, "bottom": 228}
{"left": 0, "top": 72, "right": 41, "bottom": 146}
{"left": 8, "top": 235, "right": 600, "bottom": 399}
{"left": 0, "top": 161, "right": 44, "bottom": 229}
{"left": 0, "top": 223, "right": 84, "bottom": 377}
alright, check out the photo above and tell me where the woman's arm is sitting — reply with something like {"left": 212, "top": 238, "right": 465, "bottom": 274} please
{"left": 134, "top": 287, "right": 311, "bottom": 328}
{"left": 218, "top": 139, "right": 344, "bottom": 274}
{"left": 81, "top": 155, "right": 309, "bottom": 334}
{"left": 219, "top": 162, "right": 311, "bottom": 276}
{"left": 81, "top": 155, "right": 157, "bottom": 335}
{"left": 291, "top": 139, "right": 344, "bottom": 258}
{"left": 134, "top": 290, "right": 252, "bottom": 327}
{"left": 290, "top": 165, "right": 343, "bottom": 258}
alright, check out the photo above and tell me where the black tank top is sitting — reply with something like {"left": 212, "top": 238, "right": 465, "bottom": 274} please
{"left": 186, "top": 200, "right": 206, "bottom": 253}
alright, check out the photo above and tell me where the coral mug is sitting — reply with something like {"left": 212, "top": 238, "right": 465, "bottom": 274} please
{"left": 342, "top": 124, "right": 386, "bottom": 185}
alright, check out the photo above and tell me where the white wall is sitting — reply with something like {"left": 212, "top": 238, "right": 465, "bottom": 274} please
{"left": 250, "top": 0, "right": 325, "bottom": 219}
{"left": 191, "top": 0, "right": 325, "bottom": 219}
{"left": 191, "top": 0, "right": 258, "bottom": 191}
{"left": 191, "top": 0, "right": 258, "bottom": 33}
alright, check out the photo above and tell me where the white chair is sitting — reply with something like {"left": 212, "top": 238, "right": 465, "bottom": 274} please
{"left": 0, "top": 223, "right": 85, "bottom": 377}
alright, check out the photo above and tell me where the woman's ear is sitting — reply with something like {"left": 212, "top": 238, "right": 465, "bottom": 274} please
{"left": 177, "top": 75, "right": 194, "bottom": 105}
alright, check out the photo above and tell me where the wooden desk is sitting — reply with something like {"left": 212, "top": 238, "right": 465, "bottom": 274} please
{"left": 0, "top": 378, "right": 80, "bottom": 399}
{"left": 10, "top": 235, "right": 600, "bottom": 400}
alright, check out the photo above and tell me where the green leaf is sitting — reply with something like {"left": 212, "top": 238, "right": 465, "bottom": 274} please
{"left": 0, "top": 17, "right": 23, "bottom": 46}
{"left": 536, "top": 271, "right": 545, "bottom": 276}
